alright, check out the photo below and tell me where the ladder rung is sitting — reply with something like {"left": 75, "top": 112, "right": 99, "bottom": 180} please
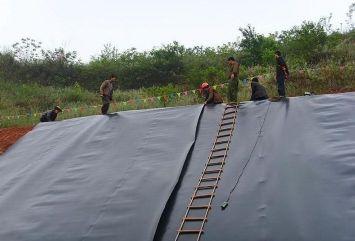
{"left": 221, "top": 121, "right": 234, "bottom": 126}
{"left": 184, "top": 217, "right": 207, "bottom": 221}
{"left": 196, "top": 185, "right": 217, "bottom": 190}
{"left": 200, "top": 177, "right": 220, "bottom": 182}
{"left": 226, "top": 105, "right": 237, "bottom": 109}
{"left": 215, "top": 140, "right": 229, "bottom": 145}
{"left": 188, "top": 205, "right": 211, "bottom": 209}
{"left": 210, "top": 154, "right": 225, "bottom": 159}
{"left": 222, "top": 116, "right": 234, "bottom": 121}
{"left": 212, "top": 147, "right": 228, "bottom": 152}
{"left": 193, "top": 193, "right": 215, "bottom": 199}
{"left": 219, "top": 127, "right": 233, "bottom": 132}
{"left": 178, "top": 229, "right": 204, "bottom": 234}
{"left": 207, "top": 161, "right": 225, "bottom": 166}
{"left": 224, "top": 111, "right": 236, "bottom": 116}
{"left": 204, "top": 169, "right": 222, "bottom": 174}
{"left": 217, "top": 134, "right": 230, "bottom": 138}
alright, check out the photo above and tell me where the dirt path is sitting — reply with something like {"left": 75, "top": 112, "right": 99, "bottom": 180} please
{"left": 0, "top": 126, "right": 34, "bottom": 154}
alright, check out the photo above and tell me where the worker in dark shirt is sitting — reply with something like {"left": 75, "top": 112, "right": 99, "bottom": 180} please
{"left": 275, "top": 50, "right": 289, "bottom": 98}
{"left": 250, "top": 77, "right": 268, "bottom": 101}
{"left": 201, "top": 82, "right": 223, "bottom": 104}
{"left": 40, "top": 106, "right": 62, "bottom": 122}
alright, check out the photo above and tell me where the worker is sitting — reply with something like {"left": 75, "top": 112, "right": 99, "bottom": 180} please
{"left": 250, "top": 77, "right": 268, "bottom": 101}
{"left": 201, "top": 82, "right": 223, "bottom": 104}
{"left": 100, "top": 74, "right": 117, "bottom": 115}
{"left": 40, "top": 106, "right": 62, "bottom": 122}
{"left": 227, "top": 56, "right": 240, "bottom": 103}
{"left": 275, "top": 50, "right": 289, "bottom": 98}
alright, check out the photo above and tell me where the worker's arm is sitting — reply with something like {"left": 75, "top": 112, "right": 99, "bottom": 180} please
{"left": 250, "top": 83, "right": 256, "bottom": 101}
{"left": 205, "top": 89, "right": 214, "bottom": 103}
{"left": 100, "top": 80, "right": 108, "bottom": 96}
{"left": 278, "top": 57, "right": 289, "bottom": 77}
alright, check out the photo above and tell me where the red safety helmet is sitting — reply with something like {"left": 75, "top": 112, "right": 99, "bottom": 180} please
{"left": 201, "top": 82, "right": 209, "bottom": 89}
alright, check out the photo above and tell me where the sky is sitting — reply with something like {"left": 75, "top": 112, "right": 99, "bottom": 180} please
{"left": 0, "top": 0, "right": 353, "bottom": 62}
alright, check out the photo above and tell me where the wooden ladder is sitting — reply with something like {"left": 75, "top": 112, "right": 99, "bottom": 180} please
{"left": 175, "top": 104, "right": 238, "bottom": 241}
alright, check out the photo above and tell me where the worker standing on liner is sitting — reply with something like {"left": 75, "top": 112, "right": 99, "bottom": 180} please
{"left": 275, "top": 50, "right": 289, "bottom": 98}
{"left": 227, "top": 57, "right": 240, "bottom": 103}
{"left": 100, "top": 74, "right": 117, "bottom": 115}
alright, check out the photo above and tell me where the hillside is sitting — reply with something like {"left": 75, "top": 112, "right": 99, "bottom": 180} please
{"left": 1, "top": 63, "right": 354, "bottom": 128}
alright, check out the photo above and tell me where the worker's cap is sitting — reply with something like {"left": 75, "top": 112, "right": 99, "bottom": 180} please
{"left": 54, "top": 106, "right": 63, "bottom": 112}
{"left": 201, "top": 82, "right": 209, "bottom": 89}
{"left": 227, "top": 56, "right": 235, "bottom": 61}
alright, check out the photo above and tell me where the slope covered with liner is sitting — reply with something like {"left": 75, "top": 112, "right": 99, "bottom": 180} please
{"left": 1, "top": 92, "right": 355, "bottom": 241}
{"left": 0, "top": 105, "right": 203, "bottom": 241}
{"left": 156, "top": 92, "right": 355, "bottom": 241}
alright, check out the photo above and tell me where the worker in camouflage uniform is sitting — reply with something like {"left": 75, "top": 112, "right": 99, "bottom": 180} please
{"left": 227, "top": 57, "right": 240, "bottom": 103}
{"left": 100, "top": 74, "right": 117, "bottom": 115}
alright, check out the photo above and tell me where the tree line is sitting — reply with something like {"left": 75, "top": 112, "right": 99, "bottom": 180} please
{"left": 0, "top": 9, "right": 354, "bottom": 92}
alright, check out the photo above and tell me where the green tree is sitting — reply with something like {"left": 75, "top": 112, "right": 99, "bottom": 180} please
{"left": 278, "top": 21, "right": 327, "bottom": 65}
{"left": 239, "top": 25, "right": 278, "bottom": 66}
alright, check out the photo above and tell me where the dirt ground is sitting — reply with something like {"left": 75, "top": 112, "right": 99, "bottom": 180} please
{"left": 0, "top": 126, "right": 34, "bottom": 154}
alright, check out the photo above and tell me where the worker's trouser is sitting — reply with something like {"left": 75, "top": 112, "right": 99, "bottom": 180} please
{"left": 276, "top": 75, "right": 286, "bottom": 97}
{"left": 101, "top": 95, "right": 111, "bottom": 115}
{"left": 228, "top": 78, "right": 239, "bottom": 103}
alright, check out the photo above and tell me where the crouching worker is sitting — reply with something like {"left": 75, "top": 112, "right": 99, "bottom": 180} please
{"left": 201, "top": 82, "right": 223, "bottom": 104}
{"left": 40, "top": 106, "right": 62, "bottom": 122}
{"left": 250, "top": 77, "right": 268, "bottom": 101}
{"left": 100, "top": 74, "right": 117, "bottom": 115}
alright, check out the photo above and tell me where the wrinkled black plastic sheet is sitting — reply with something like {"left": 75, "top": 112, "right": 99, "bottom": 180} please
{"left": 2, "top": 93, "right": 355, "bottom": 241}
{"left": 154, "top": 104, "right": 225, "bottom": 241}
{"left": 0, "top": 105, "right": 203, "bottom": 241}
{"left": 157, "top": 93, "right": 355, "bottom": 241}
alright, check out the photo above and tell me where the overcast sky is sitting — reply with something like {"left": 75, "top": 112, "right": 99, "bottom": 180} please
{"left": 0, "top": 0, "right": 353, "bottom": 61}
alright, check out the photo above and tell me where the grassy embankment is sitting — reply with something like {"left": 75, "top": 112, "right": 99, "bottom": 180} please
{"left": 0, "top": 64, "right": 354, "bottom": 128}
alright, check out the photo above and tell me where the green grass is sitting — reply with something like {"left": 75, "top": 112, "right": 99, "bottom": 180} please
{"left": 1, "top": 63, "right": 354, "bottom": 128}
